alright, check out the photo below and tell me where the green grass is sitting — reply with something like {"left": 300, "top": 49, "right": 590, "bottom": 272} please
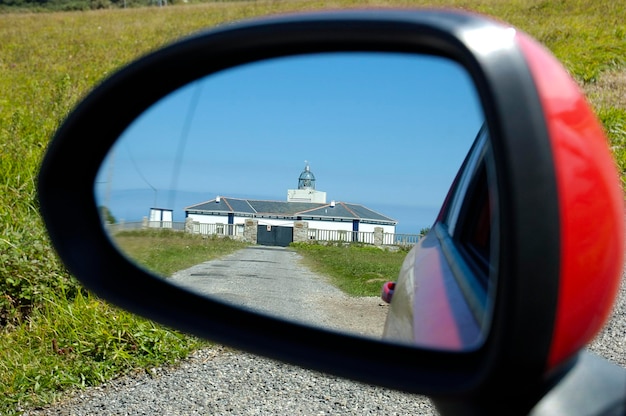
{"left": 1, "top": 0, "right": 625, "bottom": 413}
{"left": 597, "top": 107, "right": 626, "bottom": 186}
{"left": 113, "top": 230, "right": 250, "bottom": 276}
{"left": 291, "top": 242, "right": 410, "bottom": 297}
{"left": 1, "top": 290, "right": 205, "bottom": 414}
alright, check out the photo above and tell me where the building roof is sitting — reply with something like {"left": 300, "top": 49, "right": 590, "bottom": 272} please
{"left": 185, "top": 197, "right": 397, "bottom": 225}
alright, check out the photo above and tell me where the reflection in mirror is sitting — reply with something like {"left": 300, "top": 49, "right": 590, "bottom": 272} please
{"left": 95, "top": 52, "right": 493, "bottom": 350}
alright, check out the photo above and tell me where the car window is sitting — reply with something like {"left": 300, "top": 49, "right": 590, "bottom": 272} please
{"left": 441, "top": 125, "right": 493, "bottom": 285}
{"left": 455, "top": 157, "right": 491, "bottom": 282}
{"left": 444, "top": 127, "right": 489, "bottom": 236}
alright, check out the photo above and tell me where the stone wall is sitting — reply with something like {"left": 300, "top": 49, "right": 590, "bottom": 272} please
{"left": 293, "top": 221, "right": 309, "bottom": 243}
{"left": 243, "top": 219, "right": 258, "bottom": 244}
{"left": 373, "top": 227, "right": 384, "bottom": 246}
{"left": 185, "top": 217, "right": 194, "bottom": 233}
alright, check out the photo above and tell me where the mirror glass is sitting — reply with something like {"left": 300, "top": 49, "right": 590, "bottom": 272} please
{"left": 95, "top": 52, "right": 493, "bottom": 351}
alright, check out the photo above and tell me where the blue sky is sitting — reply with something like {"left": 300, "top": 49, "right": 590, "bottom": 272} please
{"left": 96, "top": 52, "right": 484, "bottom": 234}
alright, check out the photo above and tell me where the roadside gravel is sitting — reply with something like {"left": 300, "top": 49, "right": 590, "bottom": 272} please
{"left": 23, "top": 346, "right": 436, "bottom": 415}
{"left": 22, "top": 251, "right": 626, "bottom": 415}
{"left": 587, "top": 272, "right": 626, "bottom": 368}
{"left": 168, "top": 246, "right": 390, "bottom": 339}
{"left": 24, "top": 247, "right": 437, "bottom": 415}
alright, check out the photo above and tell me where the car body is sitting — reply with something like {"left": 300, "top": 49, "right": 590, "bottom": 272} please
{"left": 383, "top": 125, "right": 492, "bottom": 351}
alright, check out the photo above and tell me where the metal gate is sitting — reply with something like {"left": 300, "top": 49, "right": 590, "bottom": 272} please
{"left": 257, "top": 225, "right": 293, "bottom": 247}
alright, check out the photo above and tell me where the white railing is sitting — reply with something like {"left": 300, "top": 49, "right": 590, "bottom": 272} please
{"left": 390, "top": 233, "right": 423, "bottom": 246}
{"left": 306, "top": 229, "right": 375, "bottom": 243}
{"left": 190, "top": 222, "right": 244, "bottom": 237}
{"left": 106, "top": 220, "right": 421, "bottom": 247}
{"left": 306, "top": 229, "right": 420, "bottom": 247}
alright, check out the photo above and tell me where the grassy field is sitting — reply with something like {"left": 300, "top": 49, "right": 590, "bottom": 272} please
{"left": 112, "top": 229, "right": 403, "bottom": 298}
{"left": 1, "top": 0, "right": 625, "bottom": 413}
{"left": 113, "top": 230, "right": 250, "bottom": 276}
{"left": 292, "top": 242, "right": 410, "bottom": 296}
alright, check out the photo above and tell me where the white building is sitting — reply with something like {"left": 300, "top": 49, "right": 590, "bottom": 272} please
{"left": 148, "top": 207, "right": 173, "bottom": 228}
{"left": 184, "top": 163, "right": 397, "bottom": 244}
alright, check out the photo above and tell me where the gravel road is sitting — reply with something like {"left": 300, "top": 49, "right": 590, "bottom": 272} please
{"left": 22, "top": 247, "right": 626, "bottom": 415}
{"left": 22, "top": 346, "right": 436, "bottom": 415}
{"left": 587, "top": 274, "right": 626, "bottom": 369}
{"left": 169, "top": 246, "right": 389, "bottom": 339}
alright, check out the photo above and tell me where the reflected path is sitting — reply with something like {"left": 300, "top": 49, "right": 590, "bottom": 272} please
{"left": 169, "top": 245, "right": 388, "bottom": 338}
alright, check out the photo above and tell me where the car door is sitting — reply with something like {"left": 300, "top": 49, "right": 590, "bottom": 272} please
{"left": 383, "top": 126, "right": 495, "bottom": 351}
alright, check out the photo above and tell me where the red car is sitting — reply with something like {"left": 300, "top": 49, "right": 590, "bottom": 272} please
{"left": 383, "top": 125, "right": 492, "bottom": 351}
{"left": 39, "top": 9, "right": 625, "bottom": 415}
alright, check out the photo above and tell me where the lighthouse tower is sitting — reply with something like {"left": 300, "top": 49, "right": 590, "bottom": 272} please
{"left": 287, "top": 162, "right": 327, "bottom": 203}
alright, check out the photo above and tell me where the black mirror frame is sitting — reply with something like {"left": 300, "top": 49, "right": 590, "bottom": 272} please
{"left": 38, "top": 9, "right": 563, "bottom": 411}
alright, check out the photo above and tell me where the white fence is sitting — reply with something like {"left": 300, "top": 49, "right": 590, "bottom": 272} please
{"left": 106, "top": 220, "right": 421, "bottom": 247}
{"left": 305, "top": 229, "right": 421, "bottom": 246}
{"left": 189, "top": 222, "right": 245, "bottom": 237}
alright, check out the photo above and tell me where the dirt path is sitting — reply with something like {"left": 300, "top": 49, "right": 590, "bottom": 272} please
{"left": 169, "top": 245, "right": 390, "bottom": 340}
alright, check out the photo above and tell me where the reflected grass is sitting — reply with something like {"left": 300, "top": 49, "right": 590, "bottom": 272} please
{"left": 291, "top": 242, "right": 411, "bottom": 297}
{"left": 113, "top": 230, "right": 250, "bottom": 277}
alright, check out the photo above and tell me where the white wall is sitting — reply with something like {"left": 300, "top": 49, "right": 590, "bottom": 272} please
{"left": 187, "top": 213, "right": 247, "bottom": 225}
{"left": 307, "top": 220, "right": 353, "bottom": 231}
{"left": 186, "top": 212, "right": 394, "bottom": 234}
{"left": 253, "top": 218, "right": 295, "bottom": 227}
{"left": 150, "top": 208, "right": 173, "bottom": 222}
{"left": 358, "top": 223, "right": 396, "bottom": 234}
{"left": 287, "top": 188, "right": 327, "bottom": 203}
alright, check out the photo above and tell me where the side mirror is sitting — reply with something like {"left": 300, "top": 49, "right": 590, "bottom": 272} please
{"left": 38, "top": 10, "right": 624, "bottom": 414}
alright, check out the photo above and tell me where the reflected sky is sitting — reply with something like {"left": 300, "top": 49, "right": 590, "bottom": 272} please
{"left": 96, "top": 52, "right": 484, "bottom": 234}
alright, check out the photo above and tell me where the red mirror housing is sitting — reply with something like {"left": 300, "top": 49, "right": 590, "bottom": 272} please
{"left": 517, "top": 33, "right": 624, "bottom": 370}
